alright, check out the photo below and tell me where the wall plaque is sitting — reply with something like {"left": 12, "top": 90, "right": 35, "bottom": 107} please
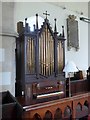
{"left": 67, "top": 15, "right": 79, "bottom": 51}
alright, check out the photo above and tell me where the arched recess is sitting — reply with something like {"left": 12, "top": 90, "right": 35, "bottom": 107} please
{"left": 82, "top": 100, "right": 89, "bottom": 116}
{"left": 54, "top": 108, "right": 62, "bottom": 120}
{"left": 64, "top": 106, "right": 71, "bottom": 119}
{"left": 84, "top": 100, "right": 89, "bottom": 108}
{"left": 33, "top": 113, "right": 42, "bottom": 120}
{"left": 43, "top": 110, "right": 53, "bottom": 120}
{"left": 76, "top": 102, "right": 82, "bottom": 111}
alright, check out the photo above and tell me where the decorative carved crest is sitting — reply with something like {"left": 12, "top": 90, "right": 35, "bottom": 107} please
{"left": 68, "top": 15, "right": 76, "bottom": 21}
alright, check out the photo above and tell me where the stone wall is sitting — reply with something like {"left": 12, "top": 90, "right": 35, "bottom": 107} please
{"left": 0, "top": 2, "right": 17, "bottom": 96}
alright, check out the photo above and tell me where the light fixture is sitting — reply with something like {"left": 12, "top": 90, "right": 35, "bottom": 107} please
{"left": 63, "top": 61, "right": 79, "bottom": 97}
{"left": 80, "top": 17, "right": 90, "bottom": 23}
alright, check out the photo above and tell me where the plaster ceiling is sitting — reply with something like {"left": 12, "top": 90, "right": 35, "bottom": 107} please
{"left": 48, "top": 2, "right": 89, "bottom": 17}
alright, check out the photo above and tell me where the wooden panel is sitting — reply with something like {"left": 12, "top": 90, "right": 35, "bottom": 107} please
{"left": 71, "top": 79, "right": 89, "bottom": 96}
{"left": 1, "top": 91, "right": 22, "bottom": 120}
{"left": 66, "top": 79, "right": 89, "bottom": 97}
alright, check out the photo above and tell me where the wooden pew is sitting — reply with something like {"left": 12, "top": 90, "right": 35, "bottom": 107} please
{"left": 1, "top": 91, "right": 23, "bottom": 120}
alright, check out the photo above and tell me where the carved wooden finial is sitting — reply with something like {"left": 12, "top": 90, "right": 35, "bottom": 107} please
{"left": 36, "top": 14, "right": 38, "bottom": 29}
{"left": 54, "top": 18, "right": 58, "bottom": 34}
{"left": 54, "top": 18, "right": 57, "bottom": 32}
{"left": 33, "top": 24, "right": 35, "bottom": 31}
{"left": 43, "top": 11, "right": 50, "bottom": 19}
{"left": 25, "top": 18, "right": 29, "bottom": 32}
{"left": 25, "top": 18, "right": 27, "bottom": 22}
{"left": 25, "top": 18, "right": 27, "bottom": 26}
{"left": 62, "top": 26, "right": 65, "bottom": 37}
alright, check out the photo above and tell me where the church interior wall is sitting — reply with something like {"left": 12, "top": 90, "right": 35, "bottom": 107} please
{"left": 0, "top": 2, "right": 88, "bottom": 96}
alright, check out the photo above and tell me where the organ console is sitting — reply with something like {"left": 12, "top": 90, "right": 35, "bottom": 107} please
{"left": 32, "top": 80, "right": 65, "bottom": 99}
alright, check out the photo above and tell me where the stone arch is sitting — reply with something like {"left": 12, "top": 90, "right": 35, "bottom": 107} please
{"left": 54, "top": 108, "right": 62, "bottom": 120}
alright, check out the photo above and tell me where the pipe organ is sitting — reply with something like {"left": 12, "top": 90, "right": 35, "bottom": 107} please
{"left": 16, "top": 12, "right": 66, "bottom": 101}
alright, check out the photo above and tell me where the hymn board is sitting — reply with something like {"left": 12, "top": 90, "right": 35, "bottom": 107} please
{"left": 16, "top": 12, "right": 66, "bottom": 101}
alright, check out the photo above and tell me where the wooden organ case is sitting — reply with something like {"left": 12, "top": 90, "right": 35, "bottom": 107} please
{"left": 15, "top": 13, "right": 66, "bottom": 102}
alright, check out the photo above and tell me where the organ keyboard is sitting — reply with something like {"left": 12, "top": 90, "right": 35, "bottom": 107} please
{"left": 37, "top": 91, "right": 64, "bottom": 99}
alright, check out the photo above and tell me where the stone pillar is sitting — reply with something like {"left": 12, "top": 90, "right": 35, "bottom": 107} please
{"left": 0, "top": 2, "right": 17, "bottom": 96}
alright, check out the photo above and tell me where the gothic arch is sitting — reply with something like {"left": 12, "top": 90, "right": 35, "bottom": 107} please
{"left": 33, "top": 113, "right": 42, "bottom": 120}
{"left": 43, "top": 110, "right": 53, "bottom": 120}
{"left": 64, "top": 106, "right": 71, "bottom": 118}
{"left": 54, "top": 108, "right": 62, "bottom": 120}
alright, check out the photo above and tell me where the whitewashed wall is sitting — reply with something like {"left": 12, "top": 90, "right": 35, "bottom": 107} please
{"left": 0, "top": 2, "right": 16, "bottom": 96}
{"left": 14, "top": 2, "right": 88, "bottom": 71}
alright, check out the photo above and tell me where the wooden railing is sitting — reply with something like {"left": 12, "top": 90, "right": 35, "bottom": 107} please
{"left": 72, "top": 93, "right": 90, "bottom": 119}
{"left": 20, "top": 92, "right": 90, "bottom": 120}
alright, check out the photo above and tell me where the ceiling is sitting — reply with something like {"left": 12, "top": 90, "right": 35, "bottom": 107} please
{"left": 48, "top": 2, "right": 89, "bottom": 17}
